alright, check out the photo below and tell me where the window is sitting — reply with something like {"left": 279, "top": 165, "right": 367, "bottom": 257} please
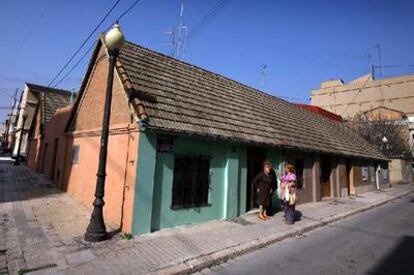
{"left": 362, "top": 167, "right": 369, "bottom": 181}
{"left": 172, "top": 156, "right": 210, "bottom": 209}
{"left": 72, "top": 145, "right": 80, "bottom": 164}
{"left": 383, "top": 169, "right": 388, "bottom": 180}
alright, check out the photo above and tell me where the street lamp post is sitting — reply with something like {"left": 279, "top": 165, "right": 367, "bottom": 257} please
{"left": 382, "top": 136, "right": 388, "bottom": 148}
{"left": 14, "top": 113, "right": 27, "bottom": 166}
{"left": 85, "top": 24, "right": 124, "bottom": 242}
{"left": 381, "top": 136, "right": 392, "bottom": 188}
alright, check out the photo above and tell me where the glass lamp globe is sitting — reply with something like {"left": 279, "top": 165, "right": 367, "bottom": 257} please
{"left": 105, "top": 24, "right": 124, "bottom": 50}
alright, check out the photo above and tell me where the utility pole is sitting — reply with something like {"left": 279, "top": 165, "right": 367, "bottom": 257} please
{"left": 5, "top": 89, "right": 18, "bottom": 151}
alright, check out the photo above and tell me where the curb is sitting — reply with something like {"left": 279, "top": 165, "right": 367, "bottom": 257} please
{"left": 153, "top": 189, "right": 413, "bottom": 275}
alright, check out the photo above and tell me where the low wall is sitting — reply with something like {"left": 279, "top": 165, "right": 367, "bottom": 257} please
{"left": 389, "top": 158, "right": 413, "bottom": 184}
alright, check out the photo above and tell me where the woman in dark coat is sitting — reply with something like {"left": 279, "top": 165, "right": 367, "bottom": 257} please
{"left": 252, "top": 160, "right": 275, "bottom": 221}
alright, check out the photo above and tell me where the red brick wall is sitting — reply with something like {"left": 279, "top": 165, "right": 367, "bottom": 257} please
{"left": 70, "top": 47, "right": 131, "bottom": 132}
{"left": 62, "top": 45, "right": 139, "bottom": 233}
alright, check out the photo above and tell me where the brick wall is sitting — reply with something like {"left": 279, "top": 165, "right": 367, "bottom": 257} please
{"left": 62, "top": 45, "right": 139, "bottom": 233}
{"left": 70, "top": 46, "right": 131, "bottom": 132}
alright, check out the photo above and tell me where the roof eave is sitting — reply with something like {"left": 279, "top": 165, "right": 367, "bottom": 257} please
{"left": 142, "top": 125, "right": 388, "bottom": 162}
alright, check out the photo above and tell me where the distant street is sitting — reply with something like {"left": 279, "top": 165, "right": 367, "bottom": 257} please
{"left": 201, "top": 194, "right": 414, "bottom": 275}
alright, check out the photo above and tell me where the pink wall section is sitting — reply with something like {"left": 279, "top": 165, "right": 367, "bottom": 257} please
{"left": 63, "top": 127, "right": 139, "bottom": 233}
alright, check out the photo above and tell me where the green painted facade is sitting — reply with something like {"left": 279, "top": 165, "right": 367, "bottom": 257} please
{"left": 132, "top": 131, "right": 284, "bottom": 235}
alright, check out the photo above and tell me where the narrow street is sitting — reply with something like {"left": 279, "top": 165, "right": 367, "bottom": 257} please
{"left": 0, "top": 158, "right": 413, "bottom": 274}
{"left": 201, "top": 194, "right": 414, "bottom": 275}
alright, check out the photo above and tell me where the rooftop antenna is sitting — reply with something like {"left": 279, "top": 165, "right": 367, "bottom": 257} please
{"left": 70, "top": 88, "right": 77, "bottom": 104}
{"left": 163, "top": 29, "right": 176, "bottom": 57}
{"left": 164, "top": 0, "right": 187, "bottom": 59}
{"left": 368, "top": 54, "right": 375, "bottom": 80}
{"left": 375, "top": 45, "right": 385, "bottom": 107}
{"left": 260, "top": 64, "right": 268, "bottom": 90}
{"left": 376, "top": 44, "right": 383, "bottom": 78}
{"left": 176, "top": 0, "right": 187, "bottom": 59}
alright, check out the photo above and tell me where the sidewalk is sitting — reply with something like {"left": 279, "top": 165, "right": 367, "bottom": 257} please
{"left": 0, "top": 158, "right": 413, "bottom": 275}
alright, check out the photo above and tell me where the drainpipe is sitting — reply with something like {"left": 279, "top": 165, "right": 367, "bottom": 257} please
{"left": 119, "top": 126, "right": 132, "bottom": 232}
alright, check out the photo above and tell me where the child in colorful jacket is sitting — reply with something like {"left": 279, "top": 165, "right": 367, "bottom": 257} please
{"left": 280, "top": 163, "right": 297, "bottom": 224}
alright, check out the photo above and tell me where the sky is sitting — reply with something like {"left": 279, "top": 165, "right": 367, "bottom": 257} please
{"left": 1, "top": 0, "right": 414, "bottom": 122}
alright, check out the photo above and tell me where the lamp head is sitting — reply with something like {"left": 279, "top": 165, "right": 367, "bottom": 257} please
{"left": 382, "top": 136, "right": 388, "bottom": 144}
{"left": 105, "top": 23, "right": 124, "bottom": 50}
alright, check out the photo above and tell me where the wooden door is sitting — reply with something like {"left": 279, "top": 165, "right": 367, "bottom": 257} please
{"left": 40, "top": 143, "right": 48, "bottom": 174}
{"left": 246, "top": 148, "right": 266, "bottom": 210}
{"left": 50, "top": 138, "right": 59, "bottom": 181}
{"left": 320, "top": 156, "right": 331, "bottom": 198}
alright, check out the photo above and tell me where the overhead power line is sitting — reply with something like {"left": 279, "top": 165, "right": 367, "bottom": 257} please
{"left": 116, "top": 0, "right": 142, "bottom": 22}
{"left": 340, "top": 75, "right": 374, "bottom": 116}
{"left": 0, "top": 90, "right": 14, "bottom": 99}
{"left": 0, "top": 0, "right": 54, "bottom": 76}
{"left": 187, "top": 0, "right": 232, "bottom": 44}
{"left": 52, "top": 41, "right": 98, "bottom": 88}
{"left": 52, "top": 0, "right": 142, "bottom": 88}
{"left": 48, "top": 0, "right": 122, "bottom": 87}
{"left": 373, "top": 64, "right": 414, "bottom": 68}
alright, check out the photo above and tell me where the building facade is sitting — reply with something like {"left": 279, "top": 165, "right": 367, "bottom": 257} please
{"left": 310, "top": 74, "right": 414, "bottom": 119}
{"left": 13, "top": 83, "right": 72, "bottom": 159}
{"left": 29, "top": 37, "right": 388, "bottom": 236}
{"left": 27, "top": 105, "right": 73, "bottom": 186}
{"left": 311, "top": 74, "right": 414, "bottom": 184}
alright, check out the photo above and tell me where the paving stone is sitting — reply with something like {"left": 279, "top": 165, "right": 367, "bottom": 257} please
{"left": 65, "top": 250, "right": 96, "bottom": 266}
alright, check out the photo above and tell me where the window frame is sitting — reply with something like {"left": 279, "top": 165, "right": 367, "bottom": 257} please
{"left": 294, "top": 158, "right": 305, "bottom": 189}
{"left": 71, "top": 145, "right": 80, "bottom": 164}
{"left": 362, "top": 166, "right": 369, "bottom": 182}
{"left": 171, "top": 155, "right": 212, "bottom": 210}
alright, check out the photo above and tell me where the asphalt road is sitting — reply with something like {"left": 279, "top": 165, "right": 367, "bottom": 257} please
{"left": 200, "top": 194, "right": 414, "bottom": 275}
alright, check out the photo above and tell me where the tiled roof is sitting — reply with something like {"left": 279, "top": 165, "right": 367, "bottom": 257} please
{"left": 296, "top": 104, "right": 343, "bottom": 122}
{"left": 115, "top": 41, "right": 386, "bottom": 160}
{"left": 24, "top": 83, "right": 72, "bottom": 131}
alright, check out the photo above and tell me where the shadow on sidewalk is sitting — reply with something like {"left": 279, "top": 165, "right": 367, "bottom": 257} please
{"left": 371, "top": 235, "right": 414, "bottom": 275}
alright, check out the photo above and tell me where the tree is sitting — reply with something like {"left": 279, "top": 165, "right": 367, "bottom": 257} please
{"left": 347, "top": 113, "right": 413, "bottom": 160}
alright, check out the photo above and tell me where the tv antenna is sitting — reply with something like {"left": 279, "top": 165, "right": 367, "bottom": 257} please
{"left": 164, "top": 0, "right": 187, "bottom": 59}
{"left": 260, "top": 64, "right": 268, "bottom": 90}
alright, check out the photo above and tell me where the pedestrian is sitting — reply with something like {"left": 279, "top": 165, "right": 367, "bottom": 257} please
{"left": 280, "top": 163, "right": 297, "bottom": 224}
{"left": 252, "top": 160, "right": 275, "bottom": 221}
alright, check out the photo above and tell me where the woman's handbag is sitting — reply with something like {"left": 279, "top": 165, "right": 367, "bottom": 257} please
{"left": 284, "top": 187, "right": 290, "bottom": 201}
{"left": 288, "top": 193, "right": 297, "bottom": 206}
